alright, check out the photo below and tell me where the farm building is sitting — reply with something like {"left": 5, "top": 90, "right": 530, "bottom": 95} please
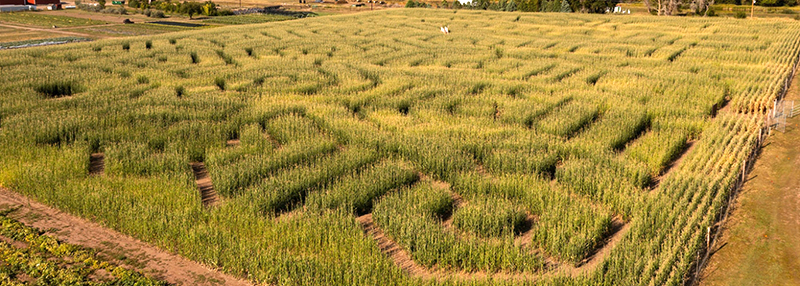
{"left": 25, "top": 0, "right": 59, "bottom": 5}
{"left": 0, "top": 0, "right": 27, "bottom": 5}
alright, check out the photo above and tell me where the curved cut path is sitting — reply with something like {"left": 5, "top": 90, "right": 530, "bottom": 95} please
{"left": 356, "top": 177, "right": 633, "bottom": 281}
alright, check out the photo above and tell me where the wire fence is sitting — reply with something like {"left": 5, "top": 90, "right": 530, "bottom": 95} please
{"left": 688, "top": 48, "right": 800, "bottom": 285}
{"left": 773, "top": 100, "right": 791, "bottom": 133}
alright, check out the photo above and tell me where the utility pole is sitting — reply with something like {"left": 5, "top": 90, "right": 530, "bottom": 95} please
{"left": 751, "top": 0, "right": 755, "bottom": 18}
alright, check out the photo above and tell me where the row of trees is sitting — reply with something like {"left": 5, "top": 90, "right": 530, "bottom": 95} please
{"left": 127, "top": 0, "right": 233, "bottom": 18}
{"left": 643, "top": 0, "right": 798, "bottom": 15}
{"left": 412, "top": 0, "right": 614, "bottom": 13}
{"left": 699, "top": 0, "right": 798, "bottom": 5}
{"left": 642, "top": 0, "right": 711, "bottom": 15}
{"left": 415, "top": 0, "right": 796, "bottom": 15}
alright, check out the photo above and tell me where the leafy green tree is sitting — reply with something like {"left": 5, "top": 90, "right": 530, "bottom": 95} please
{"left": 505, "top": 0, "right": 516, "bottom": 11}
{"left": 202, "top": 1, "right": 217, "bottom": 15}
{"left": 541, "top": 0, "right": 559, "bottom": 11}
{"left": 560, "top": 0, "right": 572, "bottom": 12}
{"left": 180, "top": 1, "right": 203, "bottom": 18}
{"left": 97, "top": 0, "right": 106, "bottom": 9}
{"left": 441, "top": 0, "right": 449, "bottom": 7}
{"left": 579, "top": 0, "right": 613, "bottom": 13}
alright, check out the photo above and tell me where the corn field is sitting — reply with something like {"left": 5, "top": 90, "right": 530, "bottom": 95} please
{"left": 0, "top": 9, "right": 798, "bottom": 285}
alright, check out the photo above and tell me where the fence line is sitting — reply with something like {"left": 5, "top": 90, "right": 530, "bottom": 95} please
{"left": 688, "top": 44, "right": 800, "bottom": 285}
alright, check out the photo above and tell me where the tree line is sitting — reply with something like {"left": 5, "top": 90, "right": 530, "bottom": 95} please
{"left": 408, "top": 0, "right": 615, "bottom": 13}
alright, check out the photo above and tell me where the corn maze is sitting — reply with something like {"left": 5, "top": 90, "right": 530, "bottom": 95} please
{"left": 0, "top": 9, "right": 799, "bottom": 285}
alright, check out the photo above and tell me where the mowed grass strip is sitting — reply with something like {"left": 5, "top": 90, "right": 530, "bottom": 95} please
{"left": 0, "top": 12, "right": 107, "bottom": 27}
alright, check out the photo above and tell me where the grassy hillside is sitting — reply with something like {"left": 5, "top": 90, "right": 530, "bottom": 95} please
{"left": 0, "top": 9, "right": 798, "bottom": 285}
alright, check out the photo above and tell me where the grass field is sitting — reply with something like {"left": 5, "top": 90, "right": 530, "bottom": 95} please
{"left": 202, "top": 14, "right": 297, "bottom": 25}
{"left": 0, "top": 25, "right": 56, "bottom": 43}
{"left": 69, "top": 23, "right": 201, "bottom": 37}
{"left": 0, "top": 12, "right": 108, "bottom": 28}
{"left": 0, "top": 9, "right": 798, "bottom": 285}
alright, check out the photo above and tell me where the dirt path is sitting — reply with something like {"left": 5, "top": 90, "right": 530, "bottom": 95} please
{"left": 43, "top": 10, "right": 154, "bottom": 24}
{"left": 0, "top": 23, "right": 95, "bottom": 38}
{"left": 699, "top": 74, "right": 800, "bottom": 286}
{"left": 357, "top": 175, "right": 632, "bottom": 281}
{"left": 356, "top": 214, "right": 435, "bottom": 278}
{"left": 226, "top": 139, "right": 241, "bottom": 147}
{"left": 0, "top": 188, "right": 251, "bottom": 286}
{"left": 565, "top": 218, "right": 629, "bottom": 275}
{"left": 513, "top": 214, "right": 537, "bottom": 248}
{"left": 190, "top": 162, "right": 219, "bottom": 207}
{"left": 357, "top": 210, "right": 631, "bottom": 281}
{"left": 650, "top": 140, "right": 697, "bottom": 191}
{"left": 89, "top": 153, "right": 104, "bottom": 175}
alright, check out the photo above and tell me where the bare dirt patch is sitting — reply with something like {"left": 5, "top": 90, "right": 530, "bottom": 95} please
{"left": 190, "top": 162, "right": 219, "bottom": 207}
{"left": 514, "top": 214, "right": 538, "bottom": 248}
{"left": 0, "top": 188, "right": 251, "bottom": 286}
{"left": 226, "top": 139, "right": 241, "bottom": 147}
{"left": 89, "top": 152, "right": 104, "bottom": 175}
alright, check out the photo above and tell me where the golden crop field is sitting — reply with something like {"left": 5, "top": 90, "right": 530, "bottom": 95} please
{"left": 0, "top": 9, "right": 798, "bottom": 285}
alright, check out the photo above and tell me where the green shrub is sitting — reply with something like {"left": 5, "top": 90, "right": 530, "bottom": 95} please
{"left": 101, "top": 7, "right": 127, "bottom": 14}
{"left": 149, "top": 10, "right": 165, "bottom": 18}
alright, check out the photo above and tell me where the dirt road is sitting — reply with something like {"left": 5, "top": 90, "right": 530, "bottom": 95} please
{"left": 0, "top": 22, "right": 95, "bottom": 38}
{"left": 0, "top": 188, "right": 253, "bottom": 286}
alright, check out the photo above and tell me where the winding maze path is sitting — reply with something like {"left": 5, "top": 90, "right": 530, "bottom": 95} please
{"left": 190, "top": 162, "right": 219, "bottom": 207}
{"left": 186, "top": 104, "right": 696, "bottom": 282}
{"left": 353, "top": 180, "right": 637, "bottom": 281}
{"left": 89, "top": 153, "right": 104, "bottom": 175}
